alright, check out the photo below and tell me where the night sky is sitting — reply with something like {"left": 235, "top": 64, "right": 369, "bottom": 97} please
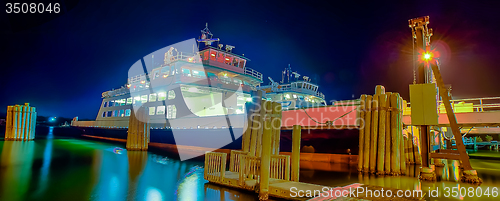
{"left": 1, "top": 0, "right": 500, "bottom": 119}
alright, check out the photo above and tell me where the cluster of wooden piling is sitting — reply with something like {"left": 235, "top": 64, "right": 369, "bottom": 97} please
{"left": 126, "top": 107, "right": 150, "bottom": 150}
{"left": 206, "top": 90, "right": 305, "bottom": 200}
{"left": 358, "top": 86, "right": 421, "bottom": 175}
{"left": 5, "top": 103, "right": 37, "bottom": 141}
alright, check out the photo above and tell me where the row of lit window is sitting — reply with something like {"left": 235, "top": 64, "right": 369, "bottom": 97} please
{"left": 131, "top": 66, "right": 251, "bottom": 86}
{"left": 102, "top": 105, "right": 176, "bottom": 118}
{"left": 103, "top": 90, "right": 175, "bottom": 107}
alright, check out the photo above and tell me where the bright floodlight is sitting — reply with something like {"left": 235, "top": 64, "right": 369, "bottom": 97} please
{"left": 424, "top": 53, "right": 431, "bottom": 60}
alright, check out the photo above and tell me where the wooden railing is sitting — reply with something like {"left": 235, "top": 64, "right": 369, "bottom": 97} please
{"left": 270, "top": 155, "right": 290, "bottom": 181}
{"left": 229, "top": 150, "right": 247, "bottom": 172}
{"left": 204, "top": 152, "right": 227, "bottom": 183}
{"left": 239, "top": 155, "right": 261, "bottom": 186}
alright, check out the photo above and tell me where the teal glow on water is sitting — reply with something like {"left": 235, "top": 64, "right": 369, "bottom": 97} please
{"left": 2, "top": 127, "right": 500, "bottom": 201}
{"left": 0, "top": 130, "right": 258, "bottom": 201}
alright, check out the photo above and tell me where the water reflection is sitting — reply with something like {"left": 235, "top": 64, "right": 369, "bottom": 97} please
{"left": 0, "top": 141, "right": 35, "bottom": 201}
{"left": 2, "top": 135, "right": 500, "bottom": 201}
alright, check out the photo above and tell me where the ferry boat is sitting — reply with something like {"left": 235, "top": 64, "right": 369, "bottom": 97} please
{"left": 71, "top": 24, "right": 359, "bottom": 156}
{"left": 259, "top": 65, "right": 327, "bottom": 110}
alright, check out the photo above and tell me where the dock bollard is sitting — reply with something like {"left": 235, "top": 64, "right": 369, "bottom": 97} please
{"left": 390, "top": 93, "right": 401, "bottom": 175}
{"left": 5, "top": 103, "right": 37, "bottom": 141}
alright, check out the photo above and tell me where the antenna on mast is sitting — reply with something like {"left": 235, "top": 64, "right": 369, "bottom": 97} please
{"left": 197, "top": 23, "right": 220, "bottom": 46}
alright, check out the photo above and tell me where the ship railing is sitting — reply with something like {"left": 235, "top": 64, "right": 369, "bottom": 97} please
{"left": 243, "top": 67, "right": 263, "bottom": 81}
{"left": 270, "top": 84, "right": 326, "bottom": 99}
{"left": 405, "top": 96, "right": 500, "bottom": 113}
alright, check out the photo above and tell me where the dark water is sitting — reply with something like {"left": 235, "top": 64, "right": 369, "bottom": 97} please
{"left": 2, "top": 127, "right": 500, "bottom": 201}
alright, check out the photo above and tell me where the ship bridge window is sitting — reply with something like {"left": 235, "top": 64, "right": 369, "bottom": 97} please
{"left": 126, "top": 98, "right": 132, "bottom": 105}
{"left": 182, "top": 68, "right": 191, "bottom": 77}
{"left": 102, "top": 112, "right": 106, "bottom": 117}
{"left": 103, "top": 102, "right": 107, "bottom": 107}
{"left": 239, "top": 60, "right": 245, "bottom": 68}
{"left": 114, "top": 110, "right": 119, "bottom": 117}
{"left": 232, "top": 58, "right": 239, "bottom": 67}
{"left": 152, "top": 69, "right": 160, "bottom": 80}
{"left": 108, "top": 101, "right": 114, "bottom": 107}
{"left": 167, "top": 105, "right": 176, "bottom": 119}
{"left": 209, "top": 50, "right": 216, "bottom": 60}
{"left": 202, "top": 51, "right": 209, "bottom": 60}
{"left": 133, "top": 96, "right": 141, "bottom": 104}
{"left": 125, "top": 109, "right": 131, "bottom": 116}
{"left": 156, "top": 106, "right": 165, "bottom": 115}
{"left": 161, "top": 66, "right": 170, "bottom": 77}
{"left": 107, "top": 111, "right": 112, "bottom": 117}
{"left": 158, "top": 92, "right": 166, "bottom": 101}
{"left": 141, "top": 95, "right": 148, "bottom": 103}
{"left": 192, "top": 70, "right": 206, "bottom": 78}
{"left": 116, "top": 99, "right": 126, "bottom": 106}
{"left": 149, "top": 107, "right": 156, "bottom": 116}
{"left": 119, "top": 109, "right": 125, "bottom": 117}
{"left": 224, "top": 56, "right": 233, "bottom": 65}
{"left": 217, "top": 52, "right": 225, "bottom": 63}
{"left": 149, "top": 93, "right": 157, "bottom": 102}
{"left": 168, "top": 90, "right": 175, "bottom": 100}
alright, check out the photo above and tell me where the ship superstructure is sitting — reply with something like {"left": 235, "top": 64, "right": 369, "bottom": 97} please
{"left": 258, "top": 65, "right": 327, "bottom": 110}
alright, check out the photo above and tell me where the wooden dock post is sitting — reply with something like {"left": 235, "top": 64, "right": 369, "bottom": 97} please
{"left": 291, "top": 125, "right": 301, "bottom": 182}
{"left": 271, "top": 102, "right": 282, "bottom": 155}
{"left": 126, "top": 107, "right": 150, "bottom": 151}
{"left": 369, "top": 94, "right": 379, "bottom": 174}
{"left": 358, "top": 95, "right": 366, "bottom": 172}
{"left": 384, "top": 92, "right": 392, "bottom": 174}
{"left": 249, "top": 91, "right": 263, "bottom": 157}
{"left": 363, "top": 95, "right": 372, "bottom": 172}
{"left": 399, "top": 97, "right": 407, "bottom": 174}
{"left": 259, "top": 101, "right": 272, "bottom": 200}
{"left": 376, "top": 94, "right": 387, "bottom": 175}
{"left": 390, "top": 93, "right": 401, "bottom": 175}
{"left": 4, "top": 104, "right": 37, "bottom": 141}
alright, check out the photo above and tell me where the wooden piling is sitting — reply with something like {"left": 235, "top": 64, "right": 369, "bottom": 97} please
{"left": 376, "top": 94, "right": 387, "bottom": 175}
{"left": 363, "top": 95, "right": 372, "bottom": 172}
{"left": 259, "top": 101, "right": 272, "bottom": 200}
{"left": 390, "top": 93, "right": 401, "bottom": 175}
{"left": 370, "top": 94, "right": 379, "bottom": 174}
{"left": 126, "top": 107, "right": 150, "bottom": 151}
{"left": 271, "top": 102, "right": 282, "bottom": 155}
{"left": 6, "top": 106, "right": 13, "bottom": 140}
{"left": 384, "top": 92, "right": 392, "bottom": 174}
{"left": 242, "top": 92, "right": 256, "bottom": 153}
{"left": 400, "top": 97, "right": 406, "bottom": 174}
{"left": 358, "top": 95, "right": 366, "bottom": 172}
{"left": 256, "top": 99, "right": 267, "bottom": 158}
{"left": 291, "top": 125, "right": 301, "bottom": 182}
{"left": 249, "top": 90, "right": 263, "bottom": 157}
{"left": 5, "top": 104, "right": 37, "bottom": 141}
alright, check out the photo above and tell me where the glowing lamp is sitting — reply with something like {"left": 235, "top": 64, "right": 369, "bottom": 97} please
{"left": 188, "top": 57, "right": 194, "bottom": 62}
{"left": 163, "top": 74, "right": 168, "bottom": 78}
{"left": 140, "top": 80, "right": 146, "bottom": 84}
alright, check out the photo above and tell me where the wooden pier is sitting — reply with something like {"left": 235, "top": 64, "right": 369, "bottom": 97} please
{"left": 204, "top": 91, "right": 423, "bottom": 200}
